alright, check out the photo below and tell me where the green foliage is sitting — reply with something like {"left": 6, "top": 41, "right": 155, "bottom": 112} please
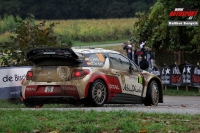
{"left": 0, "top": 0, "right": 156, "bottom": 19}
{"left": 164, "top": 87, "right": 200, "bottom": 96}
{"left": 0, "top": 18, "right": 137, "bottom": 45}
{"left": 134, "top": 0, "right": 200, "bottom": 53}
{"left": 0, "top": 15, "right": 19, "bottom": 34}
{"left": 0, "top": 15, "right": 72, "bottom": 66}
{"left": 0, "top": 110, "right": 199, "bottom": 133}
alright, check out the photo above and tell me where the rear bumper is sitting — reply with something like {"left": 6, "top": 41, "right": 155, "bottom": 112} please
{"left": 23, "top": 85, "right": 81, "bottom": 100}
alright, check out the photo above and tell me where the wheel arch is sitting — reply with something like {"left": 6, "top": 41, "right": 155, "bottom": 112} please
{"left": 84, "top": 73, "right": 111, "bottom": 101}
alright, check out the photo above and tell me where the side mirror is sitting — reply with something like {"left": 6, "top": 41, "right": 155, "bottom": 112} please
{"left": 129, "top": 65, "right": 134, "bottom": 72}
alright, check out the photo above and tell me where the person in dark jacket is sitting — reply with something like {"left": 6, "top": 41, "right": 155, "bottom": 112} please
{"left": 134, "top": 47, "right": 143, "bottom": 65}
{"left": 139, "top": 57, "right": 149, "bottom": 70}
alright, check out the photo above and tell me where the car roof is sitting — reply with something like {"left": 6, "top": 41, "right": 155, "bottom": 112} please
{"left": 72, "top": 48, "right": 120, "bottom": 54}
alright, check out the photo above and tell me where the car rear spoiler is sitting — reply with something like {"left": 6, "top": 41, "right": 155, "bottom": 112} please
{"left": 27, "top": 47, "right": 82, "bottom": 63}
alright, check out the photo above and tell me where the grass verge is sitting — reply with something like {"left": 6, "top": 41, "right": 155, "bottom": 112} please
{"left": 72, "top": 39, "right": 127, "bottom": 46}
{"left": 164, "top": 86, "right": 200, "bottom": 96}
{"left": 0, "top": 110, "right": 199, "bottom": 133}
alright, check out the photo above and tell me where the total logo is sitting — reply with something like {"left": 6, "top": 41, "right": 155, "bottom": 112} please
{"left": 109, "top": 84, "right": 120, "bottom": 90}
{"left": 26, "top": 88, "right": 36, "bottom": 91}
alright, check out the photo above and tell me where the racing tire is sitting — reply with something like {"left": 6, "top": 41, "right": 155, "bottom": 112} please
{"left": 144, "top": 80, "right": 159, "bottom": 106}
{"left": 88, "top": 79, "right": 107, "bottom": 107}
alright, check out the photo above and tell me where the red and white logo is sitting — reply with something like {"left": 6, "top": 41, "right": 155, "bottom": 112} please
{"left": 169, "top": 8, "right": 198, "bottom": 20}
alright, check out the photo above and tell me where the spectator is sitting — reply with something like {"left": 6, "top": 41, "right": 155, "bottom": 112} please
{"left": 139, "top": 57, "right": 149, "bottom": 70}
{"left": 132, "top": 43, "right": 136, "bottom": 63}
{"left": 140, "top": 41, "right": 146, "bottom": 49}
{"left": 122, "top": 42, "right": 128, "bottom": 50}
{"left": 123, "top": 41, "right": 132, "bottom": 60}
{"left": 140, "top": 42, "right": 147, "bottom": 60}
{"left": 146, "top": 47, "right": 151, "bottom": 68}
{"left": 149, "top": 47, "right": 155, "bottom": 69}
{"left": 135, "top": 47, "right": 143, "bottom": 65}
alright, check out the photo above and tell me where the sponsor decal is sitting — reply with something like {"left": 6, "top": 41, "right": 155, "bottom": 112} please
{"left": 168, "top": 2, "right": 198, "bottom": 26}
{"left": 85, "top": 53, "right": 105, "bottom": 66}
{"left": 85, "top": 58, "right": 89, "bottom": 61}
{"left": 129, "top": 75, "right": 138, "bottom": 81}
{"left": 96, "top": 53, "right": 105, "bottom": 62}
{"left": 35, "top": 72, "right": 53, "bottom": 80}
{"left": 123, "top": 84, "right": 142, "bottom": 93}
{"left": 26, "top": 88, "right": 36, "bottom": 91}
{"left": 10, "top": 91, "right": 21, "bottom": 95}
{"left": 171, "top": 75, "right": 181, "bottom": 83}
{"left": 87, "top": 62, "right": 92, "bottom": 65}
{"left": 2, "top": 74, "right": 25, "bottom": 82}
{"left": 82, "top": 50, "right": 105, "bottom": 53}
{"left": 57, "top": 67, "right": 70, "bottom": 80}
{"left": 192, "top": 75, "right": 200, "bottom": 83}
{"left": 63, "top": 86, "right": 76, "bottom": 91}
{"left": 138, "top": 76, "right": 143, "bottom": 84}
{"left": 169, "top": 10, "right": 198, "bottom": 17}
{"left": 109, "top": 84, "right": 120, "bottom": 90}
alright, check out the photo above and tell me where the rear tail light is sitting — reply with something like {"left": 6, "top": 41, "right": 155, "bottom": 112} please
{"left": 72, "top": 69, "right": 90, "bottom": 79}
{"left": 26, "top": 71, "right": 33, "bottom": 80}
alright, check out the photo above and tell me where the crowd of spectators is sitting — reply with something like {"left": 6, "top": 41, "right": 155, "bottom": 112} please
{"left": 122, "top": 40, "right": 156, "bottom": 71}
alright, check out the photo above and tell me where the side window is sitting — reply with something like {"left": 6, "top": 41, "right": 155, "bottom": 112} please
{"left": 109, "top": 53, "right": 130, "bottom": 71}
{"left": 131, "top": 62, "right": 139, "bottom": 72}
{"left": 80, "top": 53, "right": 107, "bottom": 67}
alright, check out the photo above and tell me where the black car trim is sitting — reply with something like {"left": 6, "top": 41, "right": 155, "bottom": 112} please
{"left": 109, "top": 93, "right": 144, "bottom": 104}
{"left": 27, "top": 47, "right": 82, "bottom": 63}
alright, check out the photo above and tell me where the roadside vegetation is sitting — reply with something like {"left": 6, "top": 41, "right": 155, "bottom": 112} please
{"left": 164, "top": 86, "right": 200, "bottom": 96}
{"left": 0, "top": 15, "right": 137, "bottom": 45}
{"left": 0, "top": 109, "right": 199, "bottom": 133}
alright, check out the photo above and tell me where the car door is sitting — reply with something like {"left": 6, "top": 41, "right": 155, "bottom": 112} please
{"left": 108, "top": 53, "right": 143, "bottom": 103}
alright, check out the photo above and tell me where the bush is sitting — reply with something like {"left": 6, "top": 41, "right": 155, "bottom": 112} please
{"left": 0, "top": 14, "right": 72, "bottom": 66}
{"left": 0, "top": 15, "right": 19, "bottom": 34}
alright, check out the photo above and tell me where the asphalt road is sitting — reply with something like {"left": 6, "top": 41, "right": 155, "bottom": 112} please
{"left": 20, "top": 96, "right": 200, "bottom": 115}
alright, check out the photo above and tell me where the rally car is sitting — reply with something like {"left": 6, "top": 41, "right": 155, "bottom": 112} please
{"left": 20, "top": 47, "right": 163, "bottom": 107}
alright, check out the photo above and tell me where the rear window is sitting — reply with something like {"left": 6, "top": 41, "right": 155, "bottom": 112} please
{"left": 81, "top": 53, "right": 107, "bottom": 67}
{"left": 34, "top": 52, "right": 108, "bottom": 67}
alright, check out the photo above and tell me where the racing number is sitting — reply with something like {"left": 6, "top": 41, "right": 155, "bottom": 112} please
{"left": 96, "top": 53, "right": 105, "bottom": 62}
{"left": 45, "top": 86, "right": 54, "bottom": 92}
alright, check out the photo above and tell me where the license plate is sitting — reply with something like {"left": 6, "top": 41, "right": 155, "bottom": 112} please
{"left": 45, "top": 86, "right": 54, "bottom": 92}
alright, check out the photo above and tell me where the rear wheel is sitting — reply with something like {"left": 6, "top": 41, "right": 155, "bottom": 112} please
{"left": 144, "top": 80, "right": 159, "bottom": 106}
{"left": 87, "top": 79, "right": 107, "bottom": 107}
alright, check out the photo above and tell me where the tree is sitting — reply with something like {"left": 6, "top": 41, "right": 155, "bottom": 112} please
{"left": 0, "top": 15, "right": 72, "bottom": 66}
{"left": 0, "top": 0, "right": 156, "bottom": 19}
